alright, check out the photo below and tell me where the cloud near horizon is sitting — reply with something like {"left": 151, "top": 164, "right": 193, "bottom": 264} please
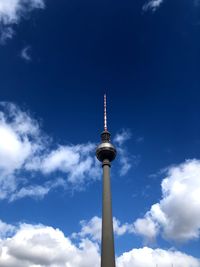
{"left": 0, "top": 218, "right": 199, "bottom": 267}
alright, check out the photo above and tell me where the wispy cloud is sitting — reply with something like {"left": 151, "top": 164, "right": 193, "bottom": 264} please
{"left": 9, "top": 178, "right": 66, "bottom": 202}
{"left": 20, "top": 46, "right": 32, "bottom": 61}
{"left": 136, "top": 136, "right": 144, "bottom": 143}
{"left": 114, "top": 129, "right": 131, "bottom": 146}
{"left": 0, "top": 0, "right": 45, "bottom": 43}
{"left": 117, "top": 147, "right": 132, "bottom": 176}
{"left": 114, "top": 129, "right": 140, "bottom": 176}
{"left": 143, "top": 0, "right": 164, "bottom": 12}
{"left": 143, "top": 0, "right": 200, "bottom": 13}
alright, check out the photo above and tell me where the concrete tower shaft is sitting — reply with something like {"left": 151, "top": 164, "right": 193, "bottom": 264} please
{"left": 96, "top": 94, "right": 116, "bottom": 267}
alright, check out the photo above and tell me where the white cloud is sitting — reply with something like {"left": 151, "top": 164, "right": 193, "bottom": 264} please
{"left": 114, "top": 129, "right": 133, "bottom": 176}
{"left": 0, "top": 102, "right": 101, "bottom": 201}
{"left": 114, "top": 129, "right": 131, "bottom": 147}
{"left": 0, "top": 102, "right": 43, "bottom": 175}
{"left": 40, "top": 144, "right": 99, "bottom": 186}
{"left": 26, "top": 143, "right": 100, "bottom": 192}
{"left": 73, "top": 216, "right": 102, "bottom": 242}
{"left": 117, "top": 247, "right": 200, "bottom": 267}
{"left": 114, "top": 129, "right": 141, "bottom": 176}
{"left": 143, "top": 0, "right": 200, "bottom": 12}
{"left": 117, "top": 147, "right": 132, "bottom": 176}
{"left": 134, "top": 216, "right": 159, "bottom": 243}
{"left": 0, "top": 220, "right": 16, "bottom": 238}
{"left": 0, "top": 218, "right": 199, "bottom": 267}
{"left": 0, "top": 101, "right": 51, "bottom": 201}
{"left": 72, "top": 216, "right": 133, "bottom": 242}
{"left": 20, "top": 46, "right": 32, "bottom": 61}
{"left": 0, "top": 102, "right": 134, "bottom": 201}
{"left": 143, "top": 0, "right": 164, "bottom": 12}
{"left": 0, "top": 0, "right": 44, "bottom": 43}
{"left": 113, "top": 217, "right": 133, "bottom": 237}
{"left": 9, "top": 178, "right": 66, "bottom": 202}
{"left": 0, "top": 222, "right": 100, "bottom": 267}
{"left": 134, "top": 159, "right": 200, "bottom": 243}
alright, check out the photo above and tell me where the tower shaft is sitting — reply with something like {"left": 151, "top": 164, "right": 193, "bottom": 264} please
{"left": 101, "top": 159, "right": 115, "bottom": 267}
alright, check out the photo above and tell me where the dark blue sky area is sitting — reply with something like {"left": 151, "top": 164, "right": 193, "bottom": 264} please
{"left": 1, "top": 0, "right": 200, "bottom": 151}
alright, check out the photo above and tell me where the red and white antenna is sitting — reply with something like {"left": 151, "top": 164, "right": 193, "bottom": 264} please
{"left": 104, "top": 94, "right": 108, "bottom": 131}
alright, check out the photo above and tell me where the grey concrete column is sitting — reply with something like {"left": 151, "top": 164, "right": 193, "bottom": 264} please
{"left": 101, "top": 159, "right": 116, "bottom": 267}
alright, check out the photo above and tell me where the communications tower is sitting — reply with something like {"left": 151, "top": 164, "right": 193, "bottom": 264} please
{"left": 96, "top": 94, "right": 117, "bottom": 267}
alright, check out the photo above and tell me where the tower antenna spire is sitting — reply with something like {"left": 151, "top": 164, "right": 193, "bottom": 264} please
{"left": 104, "top": 94, "right": 107, "bottom": 131}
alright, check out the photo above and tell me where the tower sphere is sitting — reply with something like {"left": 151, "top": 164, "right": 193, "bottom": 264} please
{"left": 96, "top": 131, "right": 117, "bottom": 162}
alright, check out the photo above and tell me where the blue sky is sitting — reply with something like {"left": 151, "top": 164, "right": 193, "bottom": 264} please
{"left": 0, "top": 0, "right": 200, "bottom": 266}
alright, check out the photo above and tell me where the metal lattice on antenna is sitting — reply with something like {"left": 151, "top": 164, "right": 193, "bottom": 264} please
{"left": 104, "top": 94, "right": 108, "bottom": 131}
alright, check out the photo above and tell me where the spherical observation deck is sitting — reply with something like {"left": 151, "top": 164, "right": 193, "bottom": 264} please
{"left": 96, "top": 142, "right": 117, "bottom": 162}
{"left": 96, "top": 131, "right": 117, "bottom": 162}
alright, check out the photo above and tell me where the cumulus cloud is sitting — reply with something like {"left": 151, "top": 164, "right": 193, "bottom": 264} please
{"left": 134, "top": 216, "right": 159, "bottom": 243}
{"left": 143, "top": 0, "right": 164, "bottom": 12}
{"left": 0, "top": 218, "right": 199, "bottom": 267}
{"left": 0, "top": 0, "right": 45, "bottom": 43}
{"left": 0, "top": 222, "right": 100, "bottom": 267}
{"left": 117, "top": 247, "right": 200, "bottom": 267}
{"left": 134, "top": 159, "right": 200, "bottom": 243}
